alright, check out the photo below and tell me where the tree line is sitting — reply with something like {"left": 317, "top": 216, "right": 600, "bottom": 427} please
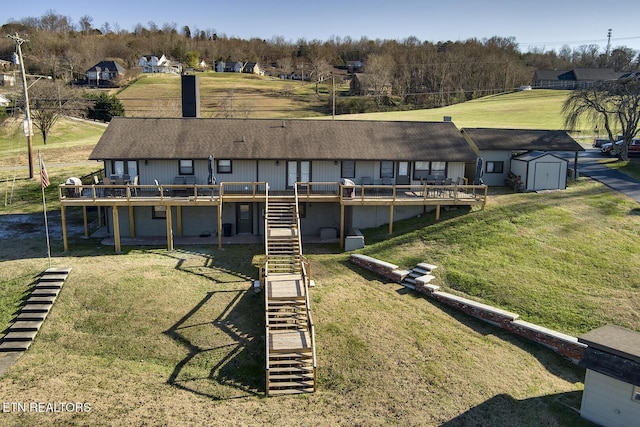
{"left": 1, "top": 11, "right": 639, "bottom": 111}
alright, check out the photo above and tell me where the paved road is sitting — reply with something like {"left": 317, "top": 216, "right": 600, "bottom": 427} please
{"left": 573, "top": 148, "right": 640, "bottom": 203}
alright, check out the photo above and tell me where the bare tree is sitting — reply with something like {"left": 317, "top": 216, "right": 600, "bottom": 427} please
{"left": 29, "top": 81, "right": 88, "bottom": 144}
{"left": 364, "top": 53, "right": 395, "bottom": 105}
{"left": 79, "top": 15, "right": 93, "bottom": 35}
{"left": 563, "top": 76, "right": 640, "bottom": 160}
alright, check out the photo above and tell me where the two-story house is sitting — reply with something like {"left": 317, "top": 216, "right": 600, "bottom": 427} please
{"left": 139, "top": 54, "right": 182, "bottom": 74}
{"left": 86, "top": 60, "right": 126, "bottom": 86}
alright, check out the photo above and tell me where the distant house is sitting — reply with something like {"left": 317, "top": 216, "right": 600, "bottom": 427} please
{"left": 0, "top": 73, "right": 16, "bottom": 87}
{"left": 462, "top": 128, "right": 584, "bottom": 190}
{"left": 139, "top": 54, "right": 182, "bottom": 74}
{"left": 243, "top": 62, "right": 263, "bottom": 75}
{"left": 216, "top": 61, "right": 243, "bottom": 73}
{"left": 578, "top": 325, "right": 640, "bottom": 427}
{"left": 215, "top": 61, "right": 262, "bottom": 75}
{"left": 0, "top": 94, "right": 10, "bottom": 107}
{"left": 86, "top": 60, "right": 126, "bottom": 86}
{"left": 532, "top": 68, "right": 622, "bottom": 89}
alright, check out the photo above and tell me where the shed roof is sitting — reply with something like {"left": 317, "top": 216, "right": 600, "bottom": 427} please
{"left": 90, "top": 118, "right": 477, "bottom": 162}
{"left": 511, "top": 150, "right": 568, "bottom": 162}
{"left": 577, "top": 325, "right": 640, "bottom": 386}
{"left": 462, "top": 128, "right": 584, "bottom": 152}
{"left": 578, "top": 325, "right": 640, "bottom": 363}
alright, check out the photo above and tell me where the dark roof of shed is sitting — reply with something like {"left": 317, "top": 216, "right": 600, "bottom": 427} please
{"left": 578, "top": 347, "right": 640, "bottom": 386}
{"left": 578, "top": 325, "right": 640, "bottom": 363}
{"left": 462, "top": 128, "right": 584, "bottom": 152}
{"left": 89, "top": 117, "right": 477, "bottom": 162}
{"left": 562, "top": 68, "right": 621, "bottom": 81}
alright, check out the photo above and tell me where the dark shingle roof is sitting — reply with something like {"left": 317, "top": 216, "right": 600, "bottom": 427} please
{"left": 86, "top": 60, "right": 126, "bottom": 73}
{"left": 90, "top": 118, "right": 477, "bottom": 162}
{"left": 578, "top": 325, "right": 640, "bottom": 385}
{"left": 462, "top": 128, "right": 584, "bottom": 152}
{"left": 578, "top": 325, "right": 640, "bottom": 363}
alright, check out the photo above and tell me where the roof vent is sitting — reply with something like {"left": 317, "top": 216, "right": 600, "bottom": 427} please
{"left": 242, "top": 136, "right": 246, "bottom": 142}
{"left": 444, "top": 116, "right": 452, "bottom": 122}
{"left": 282, "top": 120, "right": 286, "bottom": 128}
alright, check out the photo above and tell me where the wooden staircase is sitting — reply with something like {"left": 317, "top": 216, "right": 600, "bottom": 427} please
{"left": 263, "top": 194, "right": 317, "bottom": 396}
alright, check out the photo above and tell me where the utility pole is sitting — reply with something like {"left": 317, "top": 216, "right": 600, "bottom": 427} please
{"left": 606, "top": 29, "right": 612, "bottom": 63}
{"left": 7, "top": 33, "right": 34, "bottom": 178}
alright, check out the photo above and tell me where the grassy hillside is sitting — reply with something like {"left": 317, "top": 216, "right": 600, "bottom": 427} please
{"left": 1, "top": 168, "right": 638, "bottom": 424}
{"left": 117, "top": 72, "right": 344, "bottom": 119}
{"left": 338, "top": 89, "right": 587, "bottom": 131}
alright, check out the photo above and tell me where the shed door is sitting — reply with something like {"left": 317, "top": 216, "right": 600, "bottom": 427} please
{"left": 533, "top": 162, "right": 561, "bottom": 190}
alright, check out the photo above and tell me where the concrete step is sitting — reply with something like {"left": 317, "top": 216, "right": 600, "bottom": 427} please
{"left": 9, "top": 320, "right": 44, "bottom": 332}
{"left": 16, "top": 312, "right": 46, "bottom": 322}
{"left": 20, "top": 304, "right": 53, "bottom": 314}
{"left": 2, "top": 330, "right": 37, "bottom": 341}
{"left": 35, "top": 281, "right": 63, "bottom": 289}
{"left": 26, "top": 296, "right": 56, "bottom": 305}
{"left": 30, "top": 288, "right": 60, "bottom": 297}
{"left": 0, "top": 340, "right": 32, "bottom": 352}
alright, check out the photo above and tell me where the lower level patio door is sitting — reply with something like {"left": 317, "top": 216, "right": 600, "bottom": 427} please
{"left": 236, "top": 203, "right": 253, "bottom": 234}
{"left": 287, "top": 161, "right": 310, "bottom": 189}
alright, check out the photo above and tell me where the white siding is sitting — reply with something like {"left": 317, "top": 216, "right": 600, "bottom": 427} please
{"left": 258, "top": 160, "right": 286, "bottom": 190}
{"left": 581, "top": 369, "right": 640, "bottom": 427}
{"left": 313, "top": 161, "right": 341, "bottom": 183}
{"left": 480, "top": 150, "right": 512, "bottom": 187}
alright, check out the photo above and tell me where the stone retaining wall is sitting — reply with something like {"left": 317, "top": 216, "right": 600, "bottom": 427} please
{"left": 350, "top": 254, "right": 587, "bottom": 363}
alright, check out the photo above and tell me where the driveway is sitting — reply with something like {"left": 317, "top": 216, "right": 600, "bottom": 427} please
{"left": 573, "top": 148, "right": 640, "bottom": 203}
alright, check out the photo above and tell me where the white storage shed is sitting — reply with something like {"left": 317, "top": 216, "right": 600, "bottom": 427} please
{"left": 578, "top": 325, "right": 640, "bottom": 427}
{"left": 510, "top": 151, "right": 568, "bottom": 191}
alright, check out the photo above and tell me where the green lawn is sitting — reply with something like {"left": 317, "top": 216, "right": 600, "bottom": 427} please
{"left": 0, "top": 84, "right": 631, "bottom": 425}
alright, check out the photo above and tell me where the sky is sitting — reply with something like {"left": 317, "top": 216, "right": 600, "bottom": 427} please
{"left": 3, "top": 0, "right": 640, "bottom": 53}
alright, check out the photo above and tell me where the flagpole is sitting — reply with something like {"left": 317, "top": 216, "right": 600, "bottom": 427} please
{"left": 39, "top": 152, "right": 52, "bottom": 269}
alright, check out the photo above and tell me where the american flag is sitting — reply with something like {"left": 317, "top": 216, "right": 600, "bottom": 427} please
{"left": 40, "top": 157, "right": 50, "bottom": 189}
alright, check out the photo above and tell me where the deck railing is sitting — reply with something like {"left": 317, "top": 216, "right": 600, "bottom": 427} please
{"left": 58, "top": 181, "right": 487, "bottom": 206}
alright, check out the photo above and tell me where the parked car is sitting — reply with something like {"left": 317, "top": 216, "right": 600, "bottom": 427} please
{"left": 600, "top": 139, "right": 640, "bottom": 156}
{"left": 600, "top": 140, "right": 623, "bottom": 155}
{"left": 629, "top": 139, "right": 640, "bottom": 155}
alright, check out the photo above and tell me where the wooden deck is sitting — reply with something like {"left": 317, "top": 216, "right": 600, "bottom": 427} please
{"left": 57, "top": 181, "right": 487, "bottom": 252}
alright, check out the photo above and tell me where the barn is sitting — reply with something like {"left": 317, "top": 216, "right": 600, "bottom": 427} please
{"left": 578, "top": 325, "right": 640, "bottom": 427}
{"left": 510, "top": 151, "right": 568, "bottom": 191}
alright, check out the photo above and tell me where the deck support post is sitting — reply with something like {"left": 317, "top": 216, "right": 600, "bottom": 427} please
{"left": 166, "top": 205, "right": 174, "bottom": 251}
{"left": 97, "top": 206, "right": 102, "bottom": 228}
{"left": 435, "top": 204, "right": 441, "bottom": 221}
{"left": 177, "top": 206, "right": 183, "bottom": 237}
{"left": 388, "top": 205, "right": 394, "bottom": 234}
{"left": 82, "top": 206, "right": 89, "bottom": 238}
{"left": 217, "top": 204, "right": 223, "bottom": 249}
{"left": 339, "top": 204, "right": 345, "bottom": 248}
{"left": 112, "top": 206, "right": 121, "bottom": 253}
{"left": 61, "top": 205, "right": 68, "bottom": 252}
{"left": 129, "top": 206, "right": 135, "bottom": 237}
